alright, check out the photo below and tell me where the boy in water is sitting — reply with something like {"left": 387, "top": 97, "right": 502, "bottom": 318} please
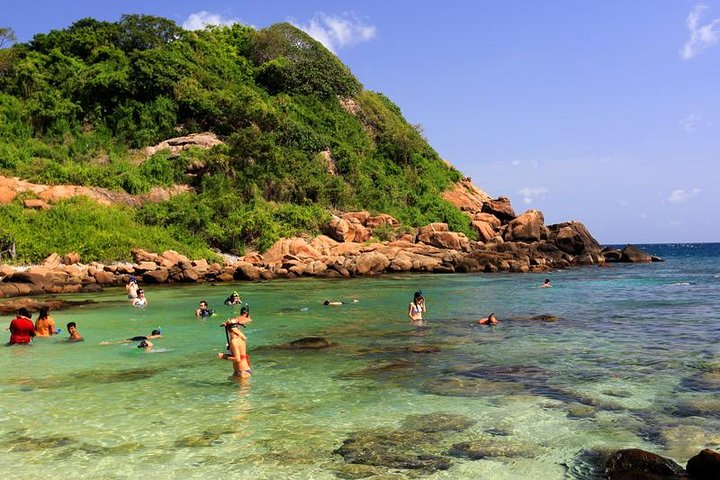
{"left": 196, "top": 300, "right": 215, "bottom": 318}
{"left": 67, "top": 322, "right": 84, "bottom": 342}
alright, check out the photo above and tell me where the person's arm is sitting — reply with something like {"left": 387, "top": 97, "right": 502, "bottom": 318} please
{"left": 49, "top": 318, "right": 57, "bottom": 335}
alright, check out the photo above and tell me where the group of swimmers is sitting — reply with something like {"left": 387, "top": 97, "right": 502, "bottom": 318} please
{"left": 6, "top": 307, "right": 83, "bottom": 345}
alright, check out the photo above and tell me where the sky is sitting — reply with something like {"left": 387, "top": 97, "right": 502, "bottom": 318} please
{"left": 3, "top": 0, "right": 720, "bottom": 244}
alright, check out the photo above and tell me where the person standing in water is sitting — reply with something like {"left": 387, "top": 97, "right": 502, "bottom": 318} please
{"left": 34, "top": 307, "right": 57, "bottom": 337}
{"left": 126, "top": 276, "right": 139, "bottom": 299}
{"left": 8, "top": 308, "right": 35, "bottom": 345}
{"left": 217, "top": 307, "right": 253, "bottom": 379}
{"left": 541, "top": 278, "right": 552, "bottom": 288}
{"left": 408, "top": 290, "right": 426, "bottom": 328}
{"left": 132, "top": 289, "right": 148, "bottom": 307}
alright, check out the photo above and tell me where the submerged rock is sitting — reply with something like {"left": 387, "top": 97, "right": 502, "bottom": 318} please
{"left": 674, "top": 396, "right": 720, "bottom": 418}
{"left": 287, "top": 337, "right": 335, "bottom": 349}
{"left": 334, "top": 429, "right": 452, "bottom": 472}
{"left": 401, "top": 413, "right": 476, "bottom": 433}
{"left": 605, "top": 448, "right": 685, "bottom": 479}
{"left": 422, "top": 376, "right": 526, "bottom": 398}
{"left": 448, "top": 440, "right": 538, "bottom": 460}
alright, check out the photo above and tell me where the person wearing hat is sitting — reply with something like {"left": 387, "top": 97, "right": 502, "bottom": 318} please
{"left": 408, "top": 290, "right": 426, "bottom": 328}
{"left": 217, "top": 307, "right": 252, "bottom": 378}
{"left": 224, "top": 291, "right": 243, "bottom": 305}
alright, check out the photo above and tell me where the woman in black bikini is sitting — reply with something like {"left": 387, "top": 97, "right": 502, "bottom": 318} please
{"left": 217, "top": 307, "right": 252, "bottom": 379}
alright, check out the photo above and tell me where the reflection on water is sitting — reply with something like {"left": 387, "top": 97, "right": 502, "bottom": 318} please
{"left": 2, "top": 245, "right": 720, "bottom": 478}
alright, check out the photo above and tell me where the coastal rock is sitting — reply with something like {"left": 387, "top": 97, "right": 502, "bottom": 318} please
{"left": 602, "top": 247, "right": 623, "bottom": 262}
{"left": 471, "top": 220, "right": 497, "bottom": 242}
{"left": 366, "top": 213, "right": 399, "bottom": 228}
{"left": 549, "top": 221, "right": 602, "bottom": 258}
{"left": 504, "top": 209, "right": 545, "bottom": 242}
{"left": 143, "top": 132, "right": 223, "bottom": 157}
{"left": 63, "top": 252, "right": 81, "bottom": 265}
{"left": 132, "top": 248, "right": 161, "bottom": 264}
{"left": 481, "top": 196, "right": 516, "bottom": 222}
{"left": 442, "top": 178, "right": 492, "bottom": 214}
{"left": 234, "top": 262, "right": 262, "bottom": 281}
{"left": 160, "top": 250, "right": 189, "bottom": 266}
{"left": 687, "top": 449, "right": 720, "bottom": 480}
{"left": 417, "top": 223, "right": 449, "bottom": 244}
{"left": 604, "top": 449, "right": 685, "bottom": 479}
{"left": 24, "top": 198, "right": 50, "bottom": 210}
{"left": 309, "top": 235, "right": 339, "bottom": 255}
{"left": 352, "top": 251, "right": 390, "bottom": 275}
{"left": 621, "top": 245, "right": 653, "bottom": 263}
{"left": 143, "top": 268, "right": 169, "bottom": 284}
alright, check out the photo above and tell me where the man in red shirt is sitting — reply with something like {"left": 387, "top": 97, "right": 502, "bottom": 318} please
{"left": 8, "top": 307, "right": 35, "bottom": 345}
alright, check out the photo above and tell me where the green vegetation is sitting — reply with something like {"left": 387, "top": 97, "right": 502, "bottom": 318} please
{"left": 0, "top": 16, "right": 472, "bottom": 263}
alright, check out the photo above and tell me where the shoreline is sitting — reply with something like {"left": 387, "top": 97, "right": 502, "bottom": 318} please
{"left": 0, "top": 216, "right": 659, "bottom": 310}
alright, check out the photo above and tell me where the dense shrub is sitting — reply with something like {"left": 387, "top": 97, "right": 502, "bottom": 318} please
{"left": 0, "top": 15, "right": 474, "bottom": 261}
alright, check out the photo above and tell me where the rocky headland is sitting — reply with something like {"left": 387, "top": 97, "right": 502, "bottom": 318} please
{"left": 0, "top": 173, "right": 660, "bottom": 301}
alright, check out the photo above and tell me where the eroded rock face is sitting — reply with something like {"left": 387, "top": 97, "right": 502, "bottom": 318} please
{"left": 481, "top": 196, "right": 516, "bottom": 222}
{"left": 504, "top": 209, "right": 545, "bottom": 242}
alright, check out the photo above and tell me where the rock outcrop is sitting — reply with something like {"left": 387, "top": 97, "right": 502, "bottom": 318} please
{"left": 0, "top": 179, "right": 660, "bottom": 299}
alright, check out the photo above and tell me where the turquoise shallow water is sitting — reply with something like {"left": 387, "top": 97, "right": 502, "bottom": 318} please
{"left": 2, "top": 243, "right": 720, "bottom": 479}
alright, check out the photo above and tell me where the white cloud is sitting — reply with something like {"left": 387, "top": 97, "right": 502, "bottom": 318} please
{"left": 294, "top": 12, "right": 376, "bottom": 52}
{"left": 616, "top": 198, "right": 629, "bottom": 206}
{"left": 681, "top": 4, "right": 720, "bottom": 60}
{"left": 680, "top": 113, "right": 701, "bottom": 132}
{"left": 183, "top": 11, "right": 243, "bottom": 30}
{"left": 517, "top": 187, "right": 549, "bottom": 205}
{"left": 667, "top": 188, "right": 700, "bottom": 204}
{"left": 510, "top": 160, "right": 521, "bottom": 167}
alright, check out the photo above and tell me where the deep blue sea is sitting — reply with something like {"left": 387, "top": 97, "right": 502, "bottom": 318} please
{"left": 1, "top": 243, "right": 719, "bottom": 479}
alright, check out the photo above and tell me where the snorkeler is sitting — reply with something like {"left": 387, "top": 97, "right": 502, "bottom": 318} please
{"left": 137, "top": 339, "right": 153, "bottom": 351}
{"left": 478, "top": 313, "right": 499, "bottom": 325}
{"left": 323, "top": 300, "right": 344, "bottom": 306}
{"left": 540, "top": 278, "right": 552, "bottom": 288}
{"left": 224, "top": 291, "right": 243, "bottom": 305}
{"left": 217, "top": 307, "right": 252, "bottom": 379}
{"left": 408, "top": 290, "right": 426, "bottom": 328}
{"left": 196, "top": 300, "right": 216, "bottom": 318}
{"left": 100, "top": 329, "right": 162, "bottom": 345}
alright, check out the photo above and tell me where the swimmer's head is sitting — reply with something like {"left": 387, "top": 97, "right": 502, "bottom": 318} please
{"left": 17, "top": 307, "right": 32, "bottom": 319}
{"left": 240, "top": 307, "right": 249, "bottom": 316}
{"left": 323, "top": 300, "right": 330, "bottom": 306}
{"left": 151, "top": 329, "right": 161, "bottom": 336}
{"left": 138, "top": 340, "right": 149, "bottom": 348}
{"left": 137, "top": 289, "right": 145, "bottom": 295}
{"left": 232, "top": 291, "right": 239, "bottom": 297}
{"left": 413, "top": 291, "right": 424, "bottom": 301}
{"left": 199, "top": 300, "right": 208, "bottom": 308}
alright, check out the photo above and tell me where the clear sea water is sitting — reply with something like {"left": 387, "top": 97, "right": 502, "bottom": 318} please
{"left": 2, "top": 243, "right": 719, "bottom": 479}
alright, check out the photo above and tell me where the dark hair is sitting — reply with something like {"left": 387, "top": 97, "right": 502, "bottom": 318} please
{"left": 323, "top": 300, "right": 330, "bottom": 305}
{"left": 240, "top": 307, "right": 249, "bottom": 315}
{"left": 138, "top": 340, "right": 149, "bottom": 348}
{"left": 67, "top": 322, "right": 77, "bottom": 329}
{"left": 17, "top": 307, "right": 32, "bottom": 319}
{"left": 151, "top": 329, "right": 161, "bottom": 336}
{"left": 199, "top": 300, "right": 207, "bottom": 306}
{"left": 38, "top": 307, "right": 50, "bottom": 319}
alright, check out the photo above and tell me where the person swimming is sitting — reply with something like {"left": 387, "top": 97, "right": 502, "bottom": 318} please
{"left": 101, "top": 329, "right": 162, "bottom": 345}
{"left": 66, "top": 322, "right": 84, "bottom": 342}
{"left": 478, "top": 313, "right": 499, "bottom": 325}
{"left": 323, "top": 300, "right": 344, "bottom": 306}
{"left": 541, "top": 279, "right": 552, "bottom": 288}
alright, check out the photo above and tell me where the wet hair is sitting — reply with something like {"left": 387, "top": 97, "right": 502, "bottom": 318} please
{"left": 67, "top": 322, "right": 77, "bottom": 329}
{"left": 151, "top": 329, "right": 161, "bottom": 336}
{"left": 38, "top": 307, "right": 50, "bottom": 319}
{"left": 137, "top": 289, "right": 145, "bottom": 295}
{"left": 138, "top": 340, "right": 149, "bottom": 348}
{"left": 413, "top": 291, "right": 424, "bottom": 305}
{"left": 199, "top": 300, "right": 208, "bottom": 307}
{"left": 17, "top": 307, "right": 32, "bottom": 319}
{"left": 240, "top": 307, "right": 249, "bottom": 315}
{"left": 323, "top": 300, "right": 330, "bottom": 305}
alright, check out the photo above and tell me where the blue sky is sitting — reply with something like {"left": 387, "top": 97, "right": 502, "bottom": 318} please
{"left": 4, "top": 1, "right": 720, "bottom": 244}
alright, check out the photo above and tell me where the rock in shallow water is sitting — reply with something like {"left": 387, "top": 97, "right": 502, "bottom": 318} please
{"left": 448, "top": 439, "right": 538, "bottom": 460}
{"left": 604, "top": 448, "right": 685, "bottom": 479}
{"left": 686, "top": 449, "right": 720, "bottom": 480}
{"left": 401, "top": 413, "right": 476, "bottom": 433}
{"left": 334, "top": 429, "right": 452, "bottom": 472}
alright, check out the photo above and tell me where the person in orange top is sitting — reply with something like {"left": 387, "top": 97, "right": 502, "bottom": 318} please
{"left": 35, "top": 307, "right": 57, "bottom": 336}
